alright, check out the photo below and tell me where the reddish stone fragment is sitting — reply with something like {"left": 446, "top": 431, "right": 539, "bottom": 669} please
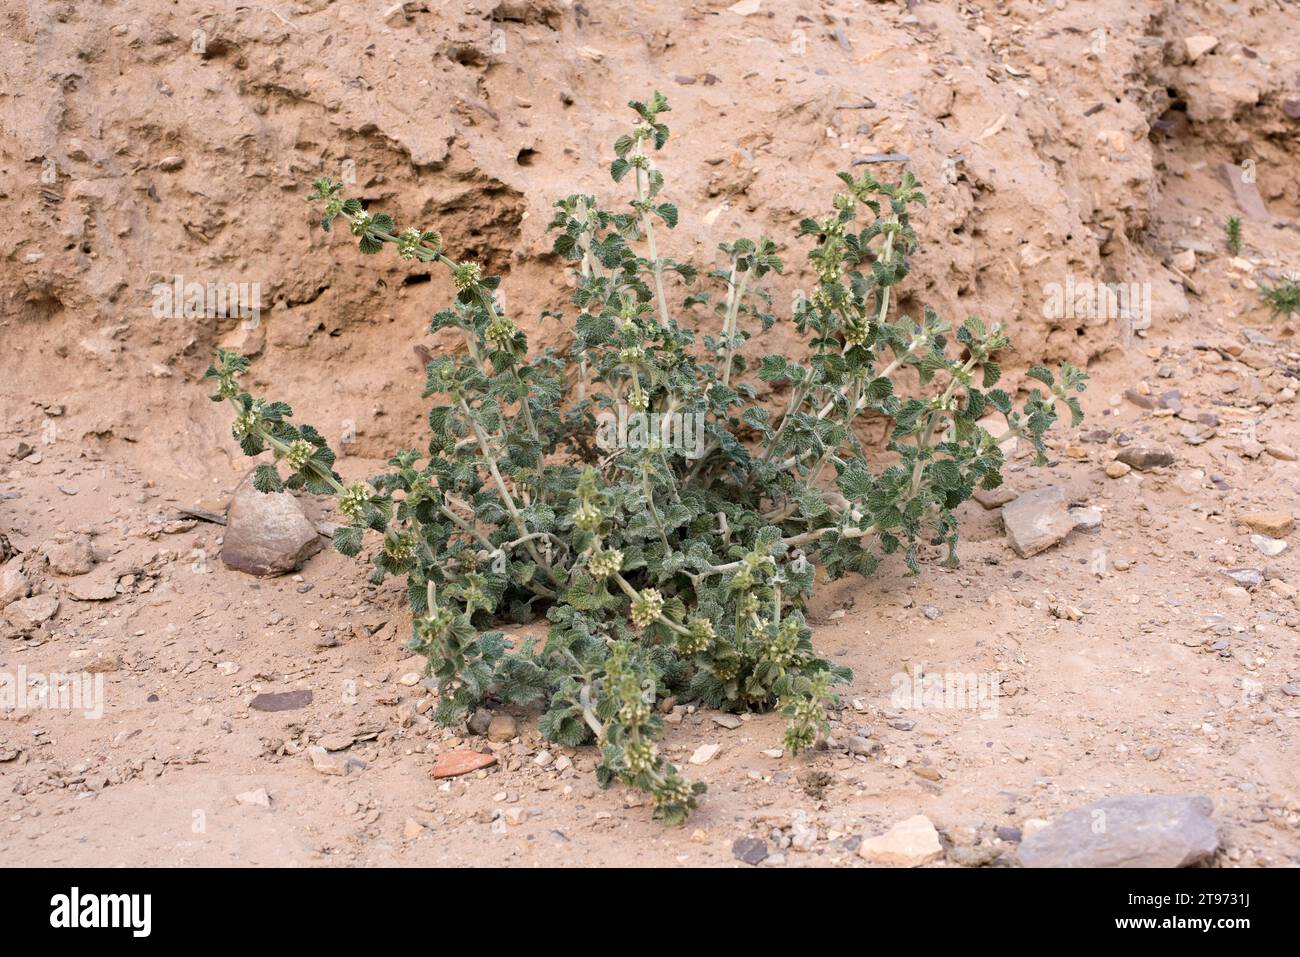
{"left": 430, "top": 749, "right": 497, "bottom": 779}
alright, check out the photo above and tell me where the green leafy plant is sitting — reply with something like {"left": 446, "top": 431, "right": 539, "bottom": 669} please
{"left": 204, "top": 93, "right": 1087, "bottom": 823}
{"left": 1259, "top": 273, "right": 1300, "bottom": 321}
{"left": 1224, "top": 216, "right": 1242, "bottom": 256}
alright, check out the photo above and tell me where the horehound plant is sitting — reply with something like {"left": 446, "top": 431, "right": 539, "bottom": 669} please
{"left": 1259, "top": 272, "right": 1300, "bottom": 321}
{"left": 205, "top": 93, "right": 1087, "bottom": 822}
{"left": 1224, "top": 216, "right": 1242, "bottom": 257}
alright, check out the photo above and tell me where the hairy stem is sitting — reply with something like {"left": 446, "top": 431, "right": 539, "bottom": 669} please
{"left": 458, "top": 396, "right": 557, "bottom": 582}
{"left": 634, "top": 142, "right": 672, "bottom": 329}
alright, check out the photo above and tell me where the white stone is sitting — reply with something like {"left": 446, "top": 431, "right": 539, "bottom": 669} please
{"left": 1250, "top": 534, "right": 1287, "bottom": 557}
{"left": 689, "top": 743, "right": 721, "bottom": 765}
{"left": 857, "top": 814, "right": 944, "bottom": 867}
{"left": 235, "top": 787, "right": 271, "bottom": 808}
{"left": 1184, "top": 35, "right": 1219, "bottom": 62}
{"left": 1022, "top": 818, "right": 1051, "bottom": 840}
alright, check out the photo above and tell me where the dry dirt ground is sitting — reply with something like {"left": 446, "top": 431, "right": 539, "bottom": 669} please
{"left": 2, "top": 0, "right": 1299, "bottom": 866}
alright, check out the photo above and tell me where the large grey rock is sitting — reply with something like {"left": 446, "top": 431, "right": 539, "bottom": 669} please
{"left": 1019, "top": 795, "right": 1218, "bottom": 868}
{"left": 221, "top": 471, "right": 321, "bottom": 576}
{"left": 1002, "top": 486, "right": 1074, "bottom": 558}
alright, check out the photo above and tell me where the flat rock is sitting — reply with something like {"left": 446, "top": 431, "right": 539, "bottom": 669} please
{"left": 711, "top": 713, "right": 743, "bottom": 729}
{"left": 857, "top": 814, "right": 944, "bottom": 867}
{"left": 1018, "top": 794, "right": 1218, "bottom": 868}
{"left": 235, "top": 787, "right": 271, "bottom": 808}
{"left": 1250, "top": 534, "right": 1287, "bottom": 557}
{"left": 430, "top": 749, "right": 497, "bottom": 779}
{"left": 249, "top": 689, "right": 313, "bottom": 712}
{"left": 45, "top": 535, "right": 96, "bottom": 576}
{"left": 1116, "top": 446, "right": 1175, "bottom": 471}
{"left": 221, "top": 470, "right": 321, "bottom": 576}
{"left": 3, "top": 593, "right": 59, "bottom": 632}
{"left": 689, "top": 743, "right": 721, "bottom": 765}
{"left": 1002, "top": 486, "right": 1074, "bottom": 557}
{"left": 1242, "top": 512, "right": 1294, "bottom": 537}
{"left": 66, "top": 569, "right": 119, "bottom": 602}
{"left": 307, "top": 745, "right": 366, "bottom": 776}
{"left": 732, "top": 837, "right": 769, "bottom": 865}
{"left": 1221, "top": 567, "right": 1263, "bottom": 589}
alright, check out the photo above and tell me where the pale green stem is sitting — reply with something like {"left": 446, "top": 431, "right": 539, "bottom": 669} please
{"left": 720, "top": 270, "right": 751, "bottom": 389}
{"left": 457, "top": 395, "right": 556, "bottom": 581}
{"left": 633, "top": 142, "right": 672, "bottom": 329}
